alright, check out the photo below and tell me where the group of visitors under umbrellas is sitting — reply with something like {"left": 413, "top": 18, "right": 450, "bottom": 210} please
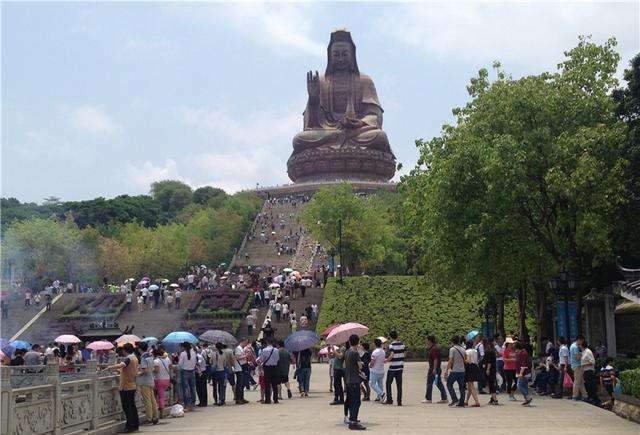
{"left": 3, "top": 321, "right": 619, "bottom": 432}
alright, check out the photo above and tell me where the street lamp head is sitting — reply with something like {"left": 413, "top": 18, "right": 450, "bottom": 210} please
{"left": 568, "top": 278, "right": 576, "bottom": 290}
{"left": 548, "top": 278, "right": 559, "bottom": 291}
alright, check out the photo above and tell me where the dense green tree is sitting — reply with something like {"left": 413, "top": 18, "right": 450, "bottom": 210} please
{"left": 192, "top": 186, "right": 225, "bottom": 205}
{"left": 612, "top": 53, "right": 640, "bottom": 265}
{"left": 301, "top": 183, "right": 405, "bottom": 274}
{"left": 400, "top": 37, "right": 628, "bottom": 345}
{"left": 3, "top": 218, "right": 99, "bottom": 287}
{"left": 150, "top": 179, "right": 193, "bottom": 214}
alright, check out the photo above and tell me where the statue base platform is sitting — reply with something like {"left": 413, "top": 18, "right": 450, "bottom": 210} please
{"left": 287, "top": 146, "right": 396, "bottom": 183}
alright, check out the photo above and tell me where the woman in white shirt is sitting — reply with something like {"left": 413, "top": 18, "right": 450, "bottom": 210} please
{"left": 178, "top": 343, "right": 197, "bottom": 411}
{"left": 465, "top": 340, "right": 481, "bottom": 407}
{"left": 153, "top": 348, "right": 172, "bottom": 409}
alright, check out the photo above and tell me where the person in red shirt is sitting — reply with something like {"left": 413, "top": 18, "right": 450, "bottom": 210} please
{"left": 422, "top": 335, "right": 447, "bottom": 403}
{"left": 515, "top": 342, "right": 533, "bottom": 406}
{"left": 502, "top": 337, "right": 517, "bottom": 400}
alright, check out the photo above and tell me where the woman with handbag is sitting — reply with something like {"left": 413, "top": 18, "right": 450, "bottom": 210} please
{"left": 464, "top": 340, "right": 481, "bottom": 407}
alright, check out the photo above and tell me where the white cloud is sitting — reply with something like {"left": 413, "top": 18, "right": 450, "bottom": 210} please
{"left": 164, "top": 2, "right": 325, "bottom": 57}
{"left": 186, "top": 149, "right": 289, "bottom": 193}
{"left": 125, "top": 158, "right": 187, "bottom": 191}
{"left": 69, "top": 105, "right": 120, "bottom": 135}
{"left": 379, "top": 2, "right": 638, "bottom": 73}
{"left": 176, "top": 104, "right": 300, "bottom": 148}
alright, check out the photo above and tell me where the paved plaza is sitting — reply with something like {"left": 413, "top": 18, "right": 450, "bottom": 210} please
{"left": 139, "top": 362, "right": 638, "bottom": 435}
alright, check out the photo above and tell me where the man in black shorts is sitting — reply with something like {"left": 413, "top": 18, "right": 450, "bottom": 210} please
{"left": 277, "top": 340, "right": 293, "bottom": 399}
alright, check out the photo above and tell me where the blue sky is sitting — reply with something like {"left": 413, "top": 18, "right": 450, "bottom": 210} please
{"left": 2, "top": 1, "right": 638, "bottom": 202}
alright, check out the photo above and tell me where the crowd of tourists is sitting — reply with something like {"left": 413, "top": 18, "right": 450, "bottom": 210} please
{"left": 244, "top": 195, "right": 311, "bottom": 259}
{"left": 3, "top": 327, "right": 620, "bottom": 433}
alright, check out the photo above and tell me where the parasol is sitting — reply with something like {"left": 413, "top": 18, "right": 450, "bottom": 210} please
{"left": 284, "top": 330, "right": 318, "bottom": 352}
{"left": 325, "top": 323, "right": 369, "bottom": 345}
{"left": 55, "top": 334, "right": 81, "bottom": 344}
{"left": 199, "top": 330, "right": 237, "bottom": 346}
{"left": 115, "top": 334, "right": 141, "bottom": 346}
{"left": 87, "top": 341, "right": 114, "bottom": 351}
{"left": 320, "top": 323, "right": 341, "bottom": 338}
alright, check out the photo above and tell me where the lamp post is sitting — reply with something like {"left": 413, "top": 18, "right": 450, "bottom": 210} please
{"left": 548, "top": 270, "right": 577, "bottom": 341}
{"left": 338, "top": 218, "right": 343, "bottom": 284}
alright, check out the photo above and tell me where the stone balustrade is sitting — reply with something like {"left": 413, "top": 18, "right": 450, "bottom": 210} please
{"left": 1, "top": 360, "right": 170, "bottom": 435}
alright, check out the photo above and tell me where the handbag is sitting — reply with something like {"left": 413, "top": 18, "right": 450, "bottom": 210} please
{"left": 563, "top": 371, "right": 574, "bottom": 388}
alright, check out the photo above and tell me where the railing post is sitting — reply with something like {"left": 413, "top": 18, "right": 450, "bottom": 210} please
{"left": 87, "top": 360, "right": 99, "bottom": 430}
{"left": 1, "top": 366, "right": 14, "bottom": 435}
{"left": 46, "top": 359, "right": 61, "bottom": 435}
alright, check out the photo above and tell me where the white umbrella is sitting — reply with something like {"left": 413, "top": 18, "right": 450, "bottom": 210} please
{"left": 269, "top": 283, "right": 280, "bottom": 289}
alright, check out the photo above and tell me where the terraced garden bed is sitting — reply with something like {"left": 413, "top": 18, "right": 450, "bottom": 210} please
{"left": 58, "top": 294, "right": 126, "bottom": 321}
{"left": 184, "top": 288, "right": 253, "bottom": 320}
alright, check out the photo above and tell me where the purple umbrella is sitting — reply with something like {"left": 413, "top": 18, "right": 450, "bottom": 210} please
{"left": 284, "top": 330, "right": 318, "bottom": 352}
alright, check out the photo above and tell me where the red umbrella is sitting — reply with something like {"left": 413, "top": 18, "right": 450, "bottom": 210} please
{"left": 320, "top": 323, "right": 341, "bottom": 338}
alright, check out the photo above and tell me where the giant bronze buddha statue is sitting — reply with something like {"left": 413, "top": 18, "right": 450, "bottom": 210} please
{"left": 287, "top": 30, "right": 396, "bottom": 183}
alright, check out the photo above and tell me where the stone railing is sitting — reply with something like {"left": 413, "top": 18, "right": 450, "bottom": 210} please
{"left": 292, "top": 232, "right": 317, "bottom": 273}
{"left": 1, "top": 360, "right": 170, "bottom": 435}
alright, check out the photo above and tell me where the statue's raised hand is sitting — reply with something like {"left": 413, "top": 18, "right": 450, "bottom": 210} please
{"left": 307, "top": 70, "right": 320, "bottom": 99}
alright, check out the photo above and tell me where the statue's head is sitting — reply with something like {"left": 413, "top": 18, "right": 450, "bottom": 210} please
{"left": 325, "top": 29, "right": 359, "bottom": 76}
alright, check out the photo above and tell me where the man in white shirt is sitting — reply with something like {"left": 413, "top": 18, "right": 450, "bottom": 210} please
{"left": 234, "top": 339, "right": 249, "bottom": 404}
{"left": 258, "top": 338, "right": 280, "bottom": 404}
{"left": 474, "top": 335, "right": 486, "bottom": 393}
{"left": 274, "top": 302, "right": 282, "bottom": 323}
{"left": 369, "top": 338, "right": 386, "bottom": 402}
{"left": 174, "top": 289, "right": 182, "bottom": 309}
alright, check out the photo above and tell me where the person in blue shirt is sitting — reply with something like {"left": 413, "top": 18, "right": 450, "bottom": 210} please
{"left": 569, "top": 335, "right": 587, "bottom": 400}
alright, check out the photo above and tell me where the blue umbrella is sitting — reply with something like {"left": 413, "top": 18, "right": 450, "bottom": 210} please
{"left": 1, "top": 338, "right": 14, "bottom": 356}
{"left": 140, "top": 337, "right": 158, "bottom": 345}
{"left": 162, "top": 331, "right": 198, "bottom": 353}
{"left": 284, "top": 330, "right": 318, "bottom": 352}
{"left": 8, "top": 340, "right": 31, "bottom": 352}
{"left": 466, "top": 330, "right": 480, "bottom": 341}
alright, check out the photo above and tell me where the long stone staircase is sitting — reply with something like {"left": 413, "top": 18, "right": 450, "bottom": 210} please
{"left": 229, "top": 195, "right": 329, "bottom": 341}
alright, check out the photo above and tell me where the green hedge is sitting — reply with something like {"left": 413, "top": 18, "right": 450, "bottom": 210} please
{"left": 620, "top": 368, "right": 640, "bottom": 400}
{"left": 316, "top": 276, "right": 530, "bottom": 349}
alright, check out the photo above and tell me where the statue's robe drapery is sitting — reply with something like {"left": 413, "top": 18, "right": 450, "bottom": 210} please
{"left": 293, "top": 73, "right": 393, "bottom": 155}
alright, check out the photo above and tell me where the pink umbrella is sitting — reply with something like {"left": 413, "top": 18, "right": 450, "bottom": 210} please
{"left": 87, "top": 341, "right": 114, "bottom": 351}
{"left": 55, "top": 334, "right": 81, "bottom": 344}
{"left": 325, "top": 322, "right": 369, "bottom": 345}
{"left": 318, "top": 345, "right": 337, "bottom": 356}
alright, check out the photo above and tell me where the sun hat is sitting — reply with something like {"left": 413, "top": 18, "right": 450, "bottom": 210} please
{"left": 504, "top": 337, "right": 516, "bottom": 344}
